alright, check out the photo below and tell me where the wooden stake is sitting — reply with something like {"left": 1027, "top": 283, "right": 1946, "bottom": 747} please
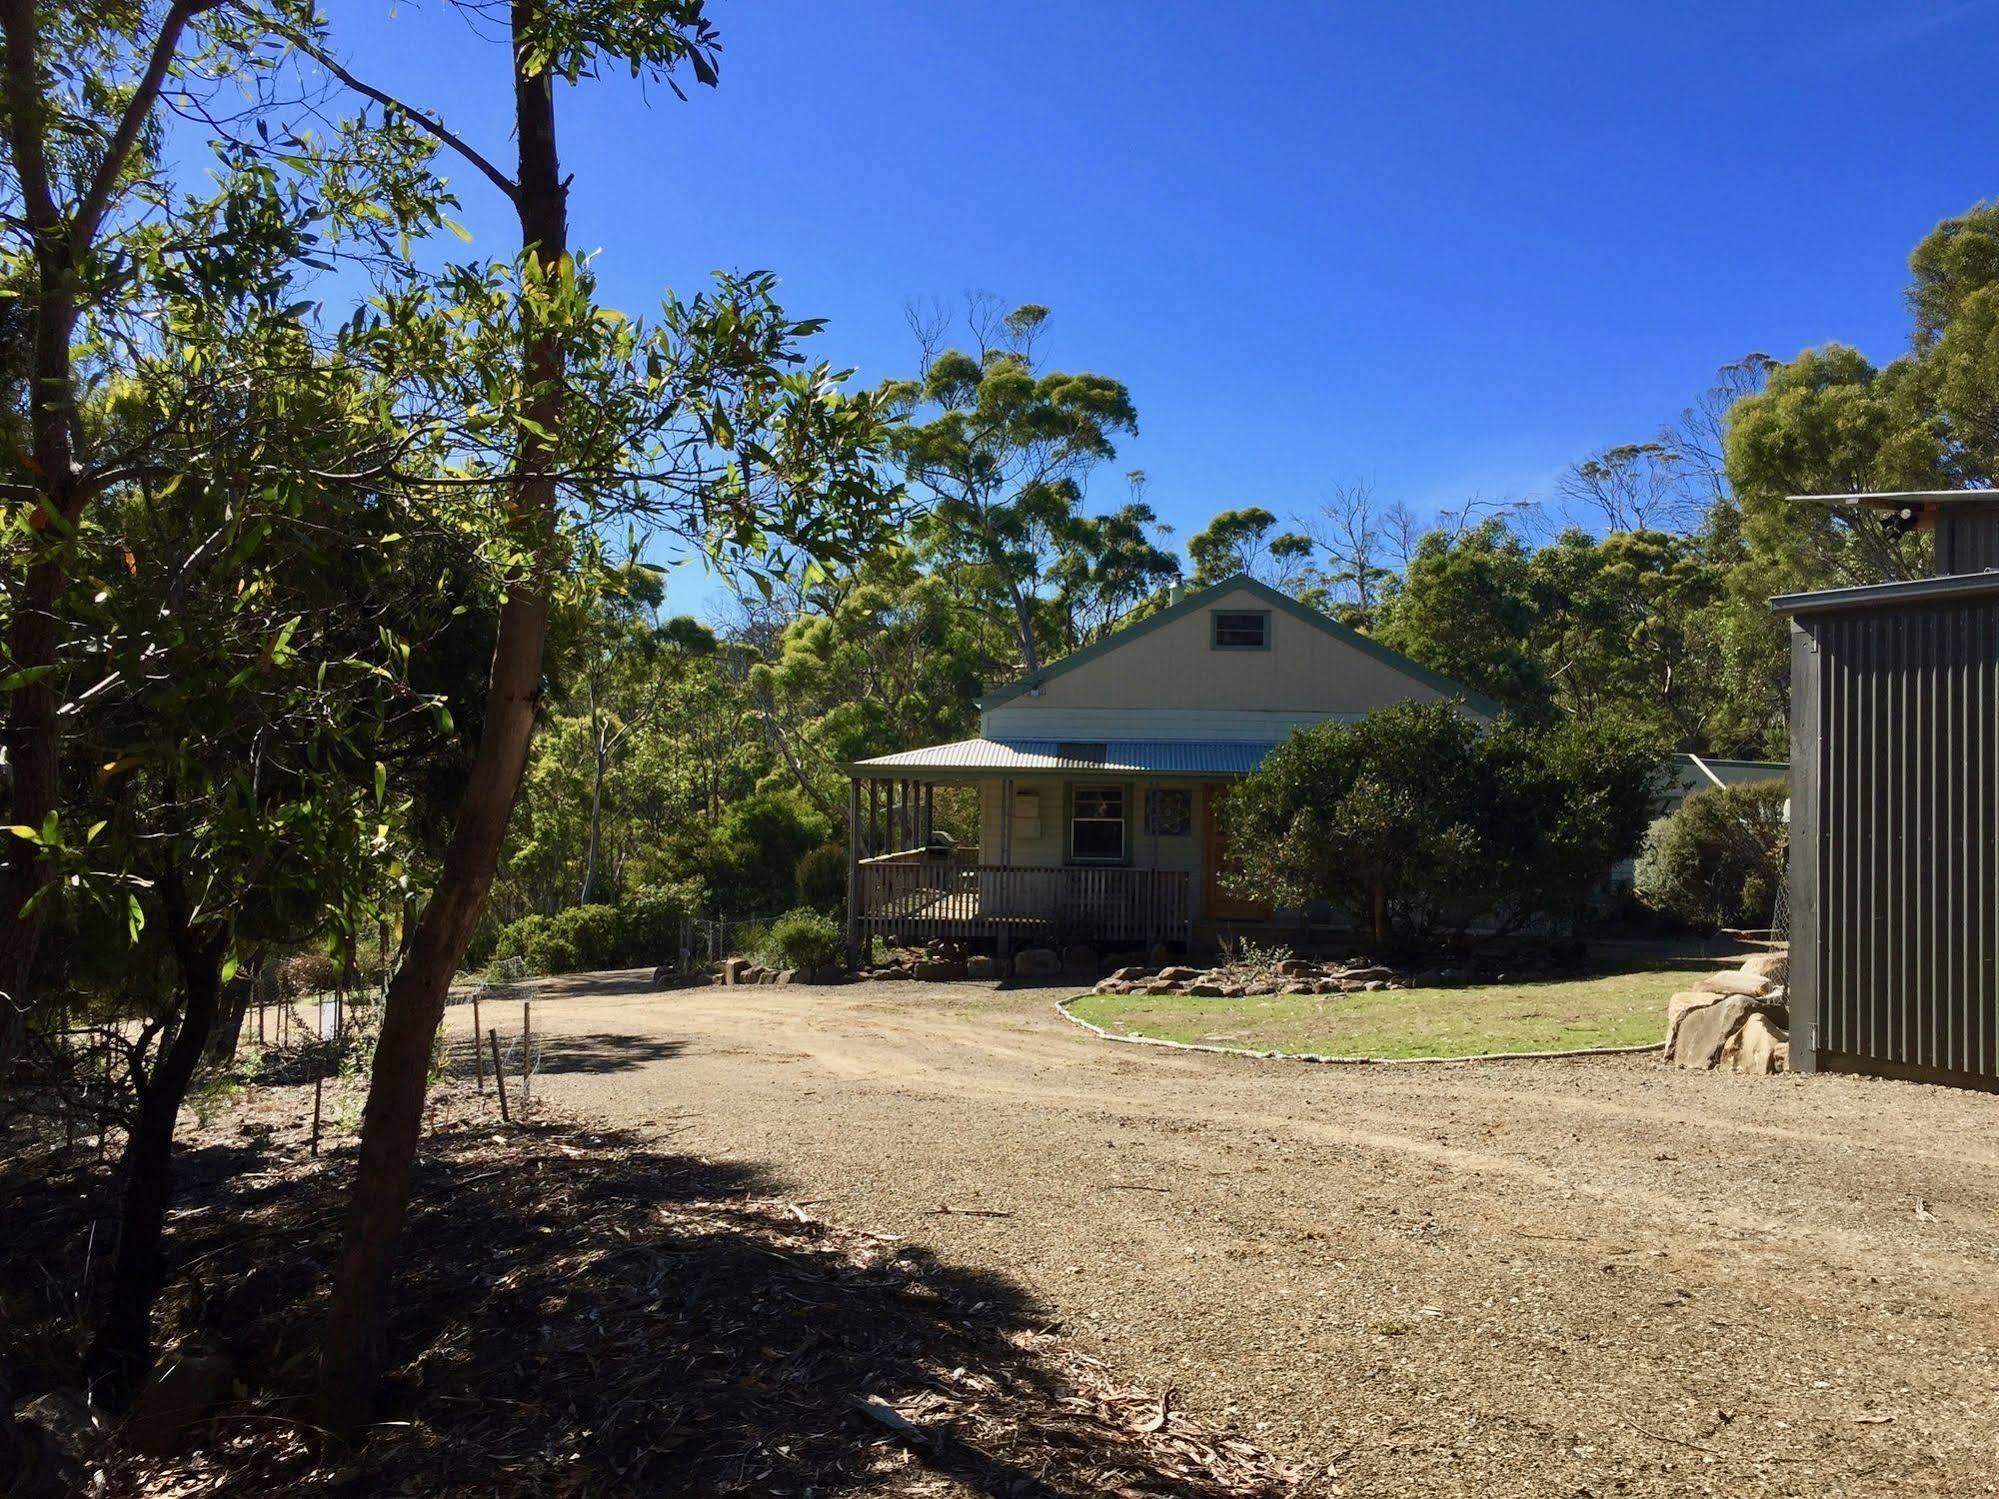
{"left": 489, "top": 1029, "right": 509, "bottom": 1122}
{"left": 310, "top": 1071, "right": 324, "bottom": 1158}
{"left": 471, "top": 988, "right": 485, "bottom": 1091}
{"left": 520, "top": 1001, "right": 531, "bottom": 1109}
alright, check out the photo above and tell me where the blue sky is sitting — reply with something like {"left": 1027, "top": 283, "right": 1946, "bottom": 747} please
{"left": 325, "top": 0, "right": 1996, "bottom": 611}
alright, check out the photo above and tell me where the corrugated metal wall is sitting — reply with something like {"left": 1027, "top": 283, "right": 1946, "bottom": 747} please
{"left": 1788, "top": 583, "right": 1999, "bottom": 1089}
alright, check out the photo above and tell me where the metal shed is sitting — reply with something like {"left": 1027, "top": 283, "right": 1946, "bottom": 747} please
{"left": 1777, "top": 493, "right": 1999, "bottom": 1090}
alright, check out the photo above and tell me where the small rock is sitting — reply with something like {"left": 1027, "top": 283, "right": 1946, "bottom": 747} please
{"left": 911, "top": 959, "right": 967, "bottom": 981}
{"left": 775, "top": 969, "right": 796, "bottom": 986}
{"left": 1186, "top": 982, "right": 1225, "bottom": 998}
{"left": 1110, "top": 965, "right": 1152, "bottom": 982}
{"left": 126, "top": 1351, "right": 233, "bottom": 1456}
{"left": 1156, "top": 966, "right": 1200, "bottom": 983}
{"left": 965, "top": 954, "right": 998, "bottom": 980}
{"left": 1334, "top": 964, "right": 1399, "bottom": 984}
{"left": 1012, "top": 947, "right": 1062, "bottom": 978}
{"left": 722, "top": 956, "right": 751, "bottom": 985}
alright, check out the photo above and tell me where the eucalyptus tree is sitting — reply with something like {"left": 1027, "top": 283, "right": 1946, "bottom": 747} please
{"left": 562, "top": 563, "right": 716, "bottom": 905}
{"left": 886, "top": 301, "right": 1138, "bottom": 676}
{"left": 1046, "top": 496, "right": 1181, "bottom": 650}
{"left": 302, "top": 2, "right": 900, "bottom": 1433}
{"left": 0, "top": 0, "right": 452, "bottom": 1073}
{"left": 751, "top": 549, "right": 991, "bottom": 808}
{"left": 1185, "top": 505, "right": 1314, "bottom": 592}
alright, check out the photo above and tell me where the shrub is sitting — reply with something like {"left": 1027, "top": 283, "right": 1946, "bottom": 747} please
{"left": 551, "top": 903, "right": 624, "bottom": 971}
{"left": 1635, "top": 779, "right": 1788, "bottom": 930}
{"left": 726, "top": 918, "right": 769, "bottom": 961}
{"left": 1224, "top": 700, "right": 1664, "bottom": 948}
{"left": 518, "top": 926, "right": 581, "bottom": 977}
{"left": 490, "top": 913, "right": 551, "bottom": 967}
{"left": 618, "top": 880, "right": 699, "bottom": 966}
{"left": 794, "top": 843, "right": 848, "bottom": 911}
{"left": 701, "top": 791, "right": 832, "bottom": 914}
{"left": 756, "top": 906, "right": 844, "bottom": 972}
{"left": 281, "top": 952, "right": 341, "bottom": 997}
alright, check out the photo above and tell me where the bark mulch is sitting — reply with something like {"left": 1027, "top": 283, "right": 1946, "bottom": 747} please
{"left": 2, "top": 1080, "right": 1302, "bottom": 1496}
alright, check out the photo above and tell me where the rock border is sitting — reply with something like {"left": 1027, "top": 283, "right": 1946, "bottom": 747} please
{"left": 1055, "top": 996, "right": 1665, "bottom": 1067}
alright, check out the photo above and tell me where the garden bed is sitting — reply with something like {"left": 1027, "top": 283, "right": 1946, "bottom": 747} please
{"left": 1066, "top": 965, "right": 1695, "bottom": 1061}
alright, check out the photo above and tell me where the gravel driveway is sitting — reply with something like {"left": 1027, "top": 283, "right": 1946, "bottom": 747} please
{"left": 489, "top": 972, "right": 1999, "bottom": 1497}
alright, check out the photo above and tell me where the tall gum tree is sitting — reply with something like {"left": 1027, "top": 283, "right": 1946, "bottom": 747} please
{"left": 306, "top": 1, "right": 899, "bottom": 1434}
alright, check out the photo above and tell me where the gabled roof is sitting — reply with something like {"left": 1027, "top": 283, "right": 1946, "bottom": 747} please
{"left": 850, "top": 738, "right": 1278, "bottom": 777}
{"left": 974, "top": 572, "right": 1503, "bottom": 718}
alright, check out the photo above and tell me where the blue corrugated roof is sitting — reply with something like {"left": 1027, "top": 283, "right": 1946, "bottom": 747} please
{"left": 850, "top": 738, "right": 1275, "bottom": 775}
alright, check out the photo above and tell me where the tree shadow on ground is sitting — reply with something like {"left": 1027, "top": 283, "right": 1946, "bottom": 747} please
{"left": 435, "top": 1030, "right": 691, "bottom": 1077}
{"left": 4, "top": 1087, "right": 1294, "bottom": 1497}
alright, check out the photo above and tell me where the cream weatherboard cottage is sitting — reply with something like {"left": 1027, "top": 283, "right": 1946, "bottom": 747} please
{"left": 843, "top": 574, "right": 1498, "bottom": 956}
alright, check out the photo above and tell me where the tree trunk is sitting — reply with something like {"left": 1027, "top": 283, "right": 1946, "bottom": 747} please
{"left": 579, "top": 738, "right": 605, "bottom": 905}
{"left": 88, "top": 904, "right": 226, "bottom": 1408}
{"left": 204, "top": 971, "right": 253, "bottom": 1064}
{"left": 1008, "top": 581, "right": 1039, "bottom": 677}
{"left": 316, "top": 2, "right": 565, "bottom": 1438}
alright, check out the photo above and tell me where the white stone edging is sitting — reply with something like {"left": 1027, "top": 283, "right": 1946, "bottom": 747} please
{"left": 1054, "top": 997, "right": 1664, "bottom": 1067}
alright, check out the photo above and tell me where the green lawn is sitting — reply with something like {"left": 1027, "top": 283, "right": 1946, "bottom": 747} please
{"left": 1067, "top": 964, "right": 1697, "bottom": 1060}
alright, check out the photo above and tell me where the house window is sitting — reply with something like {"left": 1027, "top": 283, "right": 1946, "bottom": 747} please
{"left": 1145, "top": 788, "right": 1192, "bottom": 836}
{"left": 1211, "top": 610, "right": 1270, "bottom": 650}
{"left": 1070, "top": 784, "right": 1126, "bottom": 862}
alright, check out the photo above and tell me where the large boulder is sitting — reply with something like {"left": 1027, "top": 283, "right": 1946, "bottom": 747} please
{"left": 911, "top": 958, "right": 967, "bottom": 981}
{"left": 1667, "top": 993, "right": 1762, "bottom": 1068}
{"left": 1722, "top": 1011, "right": 1790, "bottom": 1074}
{"left": 721, "top": 956, "right": 751, "bottom": 986}
{"left": 1109, "top": 965, "right": 1152, "bottom": 983}
{"left": 1156, "top": 966, "right": 1200, "bottom": 983}
{"left": 1664, "top": 990, "right": 1722, "bottom": 1056}
{"left": 1012, "top": 947, "right": 1061, "bottom": 978}
{"left": 1697, "top": 970, "right": 1776, "bottom": 999}
{"left": 1739, "top": 949, "right": 1790, "bottom": 985}
{"left": 965, "top": 954, "right": 1002, "bottom": 980}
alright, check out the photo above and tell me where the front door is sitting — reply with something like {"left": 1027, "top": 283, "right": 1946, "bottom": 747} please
{"left": 1201, "top": 783, "right": 1272, "bottom": 922}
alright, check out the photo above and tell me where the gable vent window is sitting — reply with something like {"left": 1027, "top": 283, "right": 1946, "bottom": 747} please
{"left": 1211, "top": 610, "right": 1270, "bottom": 650}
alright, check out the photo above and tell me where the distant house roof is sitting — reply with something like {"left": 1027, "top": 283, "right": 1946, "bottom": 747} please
{"left": 972, "top": 573, "right": 1503, "bottom": 719}
{"left": 849, "top": 738, "right": 1277, "bottom": 777}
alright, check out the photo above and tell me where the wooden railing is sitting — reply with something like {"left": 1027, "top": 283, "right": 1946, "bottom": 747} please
{"left": 855, "top": 858, "right": 1189, "bottom": 947}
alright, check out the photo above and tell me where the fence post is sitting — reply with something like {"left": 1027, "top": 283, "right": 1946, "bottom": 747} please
{"left": 489, "top": 1029, "right": 509, "bottom": 1122}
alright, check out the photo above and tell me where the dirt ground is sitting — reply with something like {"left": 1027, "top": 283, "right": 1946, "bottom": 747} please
{"left": 488, "top": 968, "right": 1999, "bottom": 1498}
